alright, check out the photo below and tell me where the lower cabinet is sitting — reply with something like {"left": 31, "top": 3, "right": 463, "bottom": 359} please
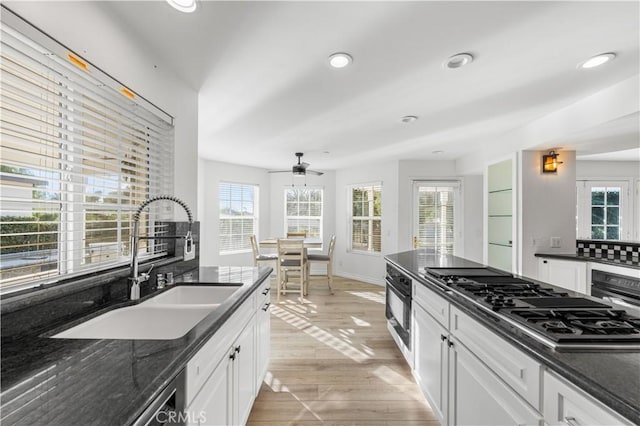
{"left": 188, "top": 318, "right": 256, "bottom": 426}
{"left": 448, "top": 337, "right": 542, "bottom": 425}
{"left": 543, "top": 371, "right": 632, "bottom": 426}
{"left": 537, "top": 257, "right": 587, "bottom": 293}
{"left": 413, "top": 303, "right": 448, "bottom": 423}
{"left": 256, "top": 288, "right": 271, "bottom": 391}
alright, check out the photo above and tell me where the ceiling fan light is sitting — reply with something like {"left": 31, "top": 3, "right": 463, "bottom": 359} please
{"left": 166, "top": 0, "right": 197, "bottom": 13}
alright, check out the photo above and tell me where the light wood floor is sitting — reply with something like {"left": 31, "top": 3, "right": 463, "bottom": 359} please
{"left": 247, "top": 276, "right": 439, "bottom": 426}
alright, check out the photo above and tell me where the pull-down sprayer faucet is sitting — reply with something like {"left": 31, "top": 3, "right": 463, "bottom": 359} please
{"left": 129, "top": 195, "right": 194, "bottom": 300}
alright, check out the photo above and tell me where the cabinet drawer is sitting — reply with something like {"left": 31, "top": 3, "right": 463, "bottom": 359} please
{"left": 414, "top": 281, "right": 449, "bottom": 328}
{"left": 543, "top": 370, "right": 632, "bottom": 426}
{"left": 450, "top": 305, "right": 541, "bottom": 409}
{"left": 186, "top": 297, "right": 255, "bottom": 405}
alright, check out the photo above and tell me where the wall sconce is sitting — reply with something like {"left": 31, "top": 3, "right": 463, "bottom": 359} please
{"left": 542, "top": 150, "right": 563, "bottom": 173}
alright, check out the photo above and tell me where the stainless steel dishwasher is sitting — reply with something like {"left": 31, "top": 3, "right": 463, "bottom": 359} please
{"left": 133, "top": 369, "right": 186, "bottom": 426}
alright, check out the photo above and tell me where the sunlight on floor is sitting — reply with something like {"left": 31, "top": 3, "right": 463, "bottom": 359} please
{"left": 346, "top": 290, "right": 386, "bottom": 304}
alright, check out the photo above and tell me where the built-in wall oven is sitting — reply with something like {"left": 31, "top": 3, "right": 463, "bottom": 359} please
{"left": 385, "top": 263, "right": 412, "bottom": 352}
{"left": 591, "top": 269, "right": 640, "bottom": 317}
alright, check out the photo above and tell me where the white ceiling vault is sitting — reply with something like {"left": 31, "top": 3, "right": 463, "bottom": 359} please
{"left": 89, "top": 2, "right": 640, "bottom": 170}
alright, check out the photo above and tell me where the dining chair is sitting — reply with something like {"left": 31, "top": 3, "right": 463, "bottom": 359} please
{"left": 249, "top": 235, "right": 278, "bottom": 268}
{"left": 307, "top": 235, "right": 336, "bottom": 294}
{"left": 276, "top": 238, "right": 307, "bottom": 302}
{"left": 286, "top": 231, "right": 307, "bottom": 238}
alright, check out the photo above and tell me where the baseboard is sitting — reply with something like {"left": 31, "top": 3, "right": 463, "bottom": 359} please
{"left": 334, "top": 271, "right": 385, "bottom": 286}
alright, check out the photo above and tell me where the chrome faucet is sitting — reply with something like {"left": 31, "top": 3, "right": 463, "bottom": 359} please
{"left": 130, "top": 195, "right": 195, "bottom": 300}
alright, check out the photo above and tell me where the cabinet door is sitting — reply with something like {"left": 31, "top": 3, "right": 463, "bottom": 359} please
{"left": 540, "top": 258, "right": 587, "bottom": 293}
{"left": 448, "top": 338, "right": 542, "bottom": 426}
{"left": 543, "top": 371, "right": 631, "bottom": 426}
{"left": 187, "top": 352, "right": 232, "bottom": 426}
{"left": 235, "top": 318, "right": 257, "bottom": 426}
{"left": 413, "top": 303, "right": 447, "bottom": 423}
{"left": 256, "top": 296, "right": 271, "bottom": 391}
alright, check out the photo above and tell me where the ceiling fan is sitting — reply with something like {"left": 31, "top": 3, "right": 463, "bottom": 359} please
{"left": 268, "top": 152, "right": 324, "bottom": 176}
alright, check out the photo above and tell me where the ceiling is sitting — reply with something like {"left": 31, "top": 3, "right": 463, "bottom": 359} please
{"left": 99, "top": 1, "right": 639, "bottom": 171}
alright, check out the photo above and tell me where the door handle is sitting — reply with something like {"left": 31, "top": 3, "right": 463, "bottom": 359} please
{"left": 413, "top": 236, "right": 418, "bottom": 249}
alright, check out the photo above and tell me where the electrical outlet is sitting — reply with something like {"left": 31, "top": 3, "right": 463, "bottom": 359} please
{"left": 550, "top": 237, "right": 561, "bottom": 248}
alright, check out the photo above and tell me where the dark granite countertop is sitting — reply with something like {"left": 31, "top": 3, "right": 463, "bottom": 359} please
{"left": 386, "top": 250, "right": 640, "bottom": 424}
{"left": 0, "top": 266, "right": 271, "bottom": 426}
{"left": 534, "top": 252, "right": 640, "bottom": 269}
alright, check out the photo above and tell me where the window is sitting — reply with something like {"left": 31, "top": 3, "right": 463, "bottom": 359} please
{"left": 285, "top": 188, "right": 322, "bottom": 238}
{"left": 577, "top": 181, "right": 630, "bottom": 240}
{"left": 414, "top": 182, "right": 459, "bottom": 254}
{"left": 0, "top": 13, "right": 174, "bottom": 291}
{"left": 350, "top": 183, "right": 382, "bottom": 253}
{"left": 219, "top": 182, "right": 258, "bottom": 254}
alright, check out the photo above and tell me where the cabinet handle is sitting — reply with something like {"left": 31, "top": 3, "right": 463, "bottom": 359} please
{"left": 543, "top": 260, "right": 548, "bottom": 264}
{"left": 440, "top": 334, "right": 447, "bottom": 341}
{"left": 447, "top": 340, "right": 454, "bottom": 348}
{"left": 262, "top": 302, "right": 271, "bottom": 311}
{"left": 235, "top": 345, "right": 241, "bottom": 354}
{"left": 262, "top": 288, "right": 271, "bottom": 295}
{"left": 563, "top": 417, "right": 579, "bottom": 426}
{"left": 229, "top": 352, "right": 236, "bottom": 361}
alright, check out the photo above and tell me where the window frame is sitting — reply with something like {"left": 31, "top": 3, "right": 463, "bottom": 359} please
{"left": 412, "top": 180, "right": 462, "bottom": 255}
{"left": 348, "top": 182, "right": 382, "bottom": 255}
{"left": 576, "top": 180, "right": 631, "bottom": 241}
{"left": 218, "top": 181, "right": 259, "bottom": 255}
{"left": 283, "top": 186, "right": 323, "bottom": 240}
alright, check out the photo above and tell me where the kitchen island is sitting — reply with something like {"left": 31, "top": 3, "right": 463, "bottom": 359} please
{"left": 386, "top": 250, "right": 640, "bottom": 425}
{"left": 0, "top": 266, "right": 271, "bottom": 426}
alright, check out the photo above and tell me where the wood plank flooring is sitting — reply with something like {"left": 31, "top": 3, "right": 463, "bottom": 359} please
{"left": 247, "top": 276, "right": 439, "bottom": 426}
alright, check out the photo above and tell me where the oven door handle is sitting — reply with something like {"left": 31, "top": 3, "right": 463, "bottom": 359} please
{"left": 386, "top": 278, "right": 410, "bottom": 301}
{"left": 602, "top": 296, "right": 639, "bottom": 311}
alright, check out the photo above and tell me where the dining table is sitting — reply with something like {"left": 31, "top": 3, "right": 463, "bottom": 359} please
{"left": 259, "top": 237, "right": 323, "bottom": 249}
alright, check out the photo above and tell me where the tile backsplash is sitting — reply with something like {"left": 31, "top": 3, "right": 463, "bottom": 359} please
{"left": 576, "top": 239, "right": 640, "bottom": 260}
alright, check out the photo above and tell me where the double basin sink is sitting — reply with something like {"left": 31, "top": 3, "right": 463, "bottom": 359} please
{"left": 53, "top": 285, "right": 242, "bottom": 340}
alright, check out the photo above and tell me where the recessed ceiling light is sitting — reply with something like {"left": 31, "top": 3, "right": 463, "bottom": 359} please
{"left": 579, "top": 53, "right": 616, "bottom": 69}
{"left": 445, "top": 53, "right": 474, "bottom": 69}
{"left": 166, "top": 0, "right": 197, "bottom": 13}
{"left": 328, "top": 52, "right": 353, "bottom": 68}
{"left": 401, "top": 115, "right": 418, "bottom": 123}
{"left": 432, "top": 150, "right": 444, "bottom": 154}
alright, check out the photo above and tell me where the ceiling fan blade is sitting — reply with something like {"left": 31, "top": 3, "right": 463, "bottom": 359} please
{"left": 300, "top": 162, "right": 310, "bottom": 168}
{"left": 306, "top": 169, "right": 324, "bottom": 176}
{"left": 268, "top": 170, "right": 291, "bottom": 173}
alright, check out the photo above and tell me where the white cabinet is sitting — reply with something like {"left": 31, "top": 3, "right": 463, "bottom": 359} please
{"left": 448, "top": 337, "right": 542, "bottom": 426}
{"left": 543, "top": 371, "right": 632, "bottom": 426}
{"left": 413, "top": 302, "right": 448, "bottom": 423}
{"left": 256, "top": 282, "right": 271, "bottom": 390}
{"left": 412, "top": 283, "right": 542, "bottom": 426}
{"left": 537, "top": 257, "right": 587, "bottom": 293}
{"left": 185, "top": 279, "right": 271, "bottom": 426}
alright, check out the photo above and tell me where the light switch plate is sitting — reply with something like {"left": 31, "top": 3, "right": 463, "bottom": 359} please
{"left": 550, "top": 237, "right": 561, "bottom": 248}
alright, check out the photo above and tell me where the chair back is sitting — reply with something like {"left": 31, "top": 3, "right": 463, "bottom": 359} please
{"left": 249, "top": 235, "right": 259, "bottom": 265}
{"left": 277, "top": 238, "right": 305, "bottom": 267}
{"left": 286, "top": 231, "right": 307, "bottom": 238}
{"left": 327, "top": 235, "right": 336, "bottom": 258}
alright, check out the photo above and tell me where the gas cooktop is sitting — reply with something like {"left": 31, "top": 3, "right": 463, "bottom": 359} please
{"left": 425, "top": 267, "right": 640, "bottom": 349}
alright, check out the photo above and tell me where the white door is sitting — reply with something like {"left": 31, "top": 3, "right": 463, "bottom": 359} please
{"left": 412, "top": 181, "right": 462, "bottom": 255}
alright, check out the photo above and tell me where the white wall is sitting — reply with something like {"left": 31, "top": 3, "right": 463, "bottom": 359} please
{"left": 199, "top": 160, "right": 271, "bottom": 266}
{"left": 520, "top": 150, "right": 577, "bottom": 278}
{"left": 334, "top": 161, "right": 399, "bottom": 285}
{"left": 5, "top": 1, "right": 200, "bottom": 216}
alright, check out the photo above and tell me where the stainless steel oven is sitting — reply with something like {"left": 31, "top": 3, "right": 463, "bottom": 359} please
{"left": 385, "top": 263, "right": 412, "bottom": 349}
{"left": 591, "top": 269, "right": 640, "bottom": 317}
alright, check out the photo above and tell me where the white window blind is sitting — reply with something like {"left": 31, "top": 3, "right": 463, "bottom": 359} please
{"left": 219, "top": 182, "right": 258, "bottom": 254}
{"left": 285, "top": 188, "right": 322, "bottom": 238}
{"left": 0, "top": 13, "right": 174, "bottom": 290}
{"left": 415, "top": 183, "right": 457, "bottom": 254}
{"left": 350, "top": 183, "right": 382, "bottom": 253}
